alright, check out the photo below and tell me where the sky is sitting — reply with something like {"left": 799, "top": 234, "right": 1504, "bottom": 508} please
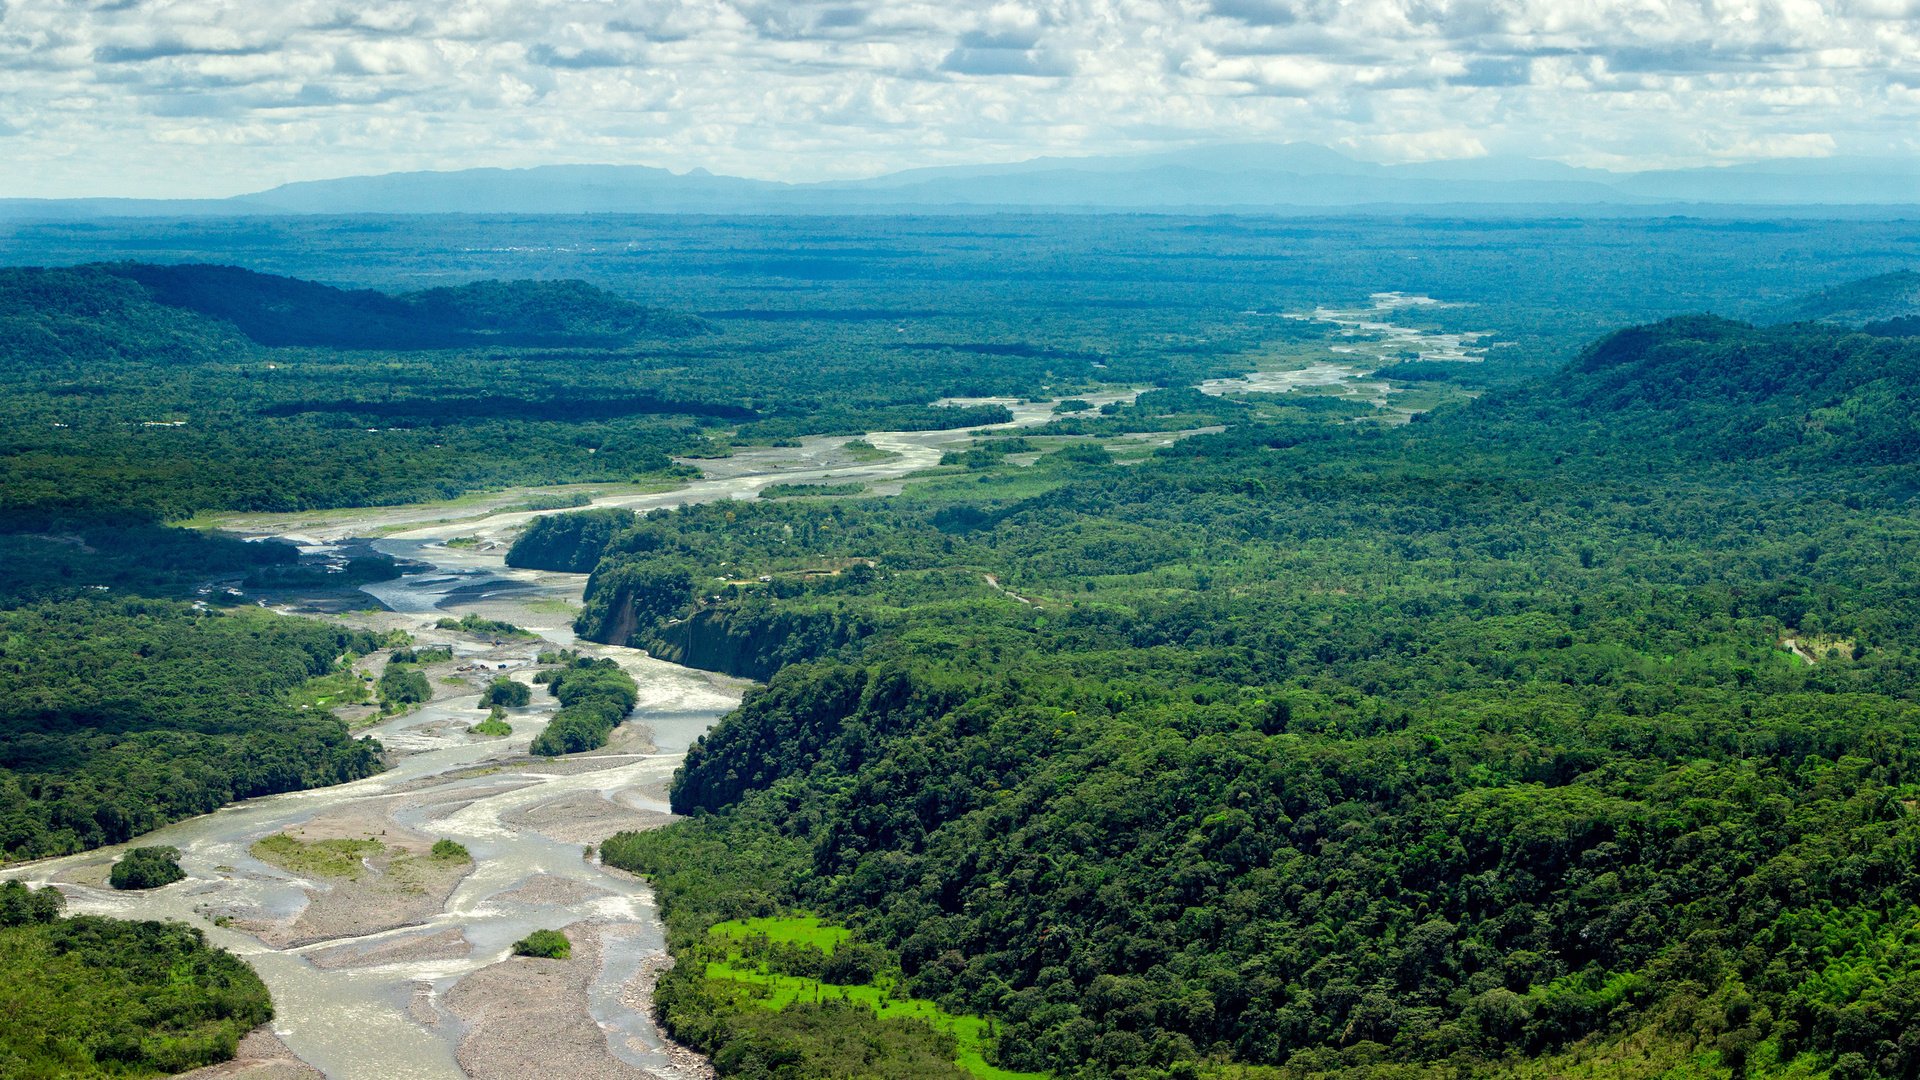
{"left": 2, "top": 0, "right": 1917, "bottom": 198}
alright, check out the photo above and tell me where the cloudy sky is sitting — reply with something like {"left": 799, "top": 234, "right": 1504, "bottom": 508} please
{"left": 2, "top": 0, "right": 1916, "bottom": 197}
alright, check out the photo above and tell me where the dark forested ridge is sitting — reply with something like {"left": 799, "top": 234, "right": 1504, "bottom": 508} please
{"left": 1491, "top": 316, "right": 1920, "bottom": 467}
{"left": 1772, "top": 270, "right": 1920, "bottom": 327}
{"left": 0, "top": 264, "right": 716, "bottom": 517}
{"left": 100, "top": 262, "right": 713, "bottom": 348}
{"left": 564, "top": 314, "right": 1920, "bottom": 1078}
{"left": 0, "top": 260, "right": 1118, "bottom": 519}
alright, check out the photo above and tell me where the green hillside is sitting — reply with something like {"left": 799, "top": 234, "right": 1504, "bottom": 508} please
{"left": 576, "top": 313, "right": 1920, "bottom": 1079}
{"left": 1498, "top": 316, "right": 1920, "bottom": 466}
{"left": 1773, "top": 270, "right": 1920, "bottom": 326}
{"left": 0, "top": 881, "right": 273, "bottom": 1078}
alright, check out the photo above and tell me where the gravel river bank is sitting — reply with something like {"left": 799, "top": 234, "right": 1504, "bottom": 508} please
{"left": 0, "top": 396, "right": 1143, "bottom": 1078}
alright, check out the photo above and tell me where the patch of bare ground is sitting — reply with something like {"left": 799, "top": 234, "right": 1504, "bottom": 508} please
{"left": 304, "top": 927, "right": 473, "bottom": 970}
{"left": 51, "top": 858, "right": 114, "bottom": 888}
{"left": 447, "top": 922, "right": 653, "bottom": 1079}
{"left": 408, "top": 778, "right": 543, "bottom": 822}
{"left": 246, "top": 803, "right": 474, "bottom": 948}
{"left": 408, "top": 981, "right": 441, "bottom": 1026}
{"left": 519, "top": 755, "right": 655, "bottom": 776}
{"left": 502, "top": 790, "right": 674, "bottom": 845}
{"left": 490, "top": 873, "right": 616, "bottom": 907}
{"left": 169, "top": 1027, "right": 321, "bottom": 1080}
{"left": 629, "top": 778, "right": 674, "bottom": 804}
{"left": 595, "top": 720, "right": 659, "bottom": 755}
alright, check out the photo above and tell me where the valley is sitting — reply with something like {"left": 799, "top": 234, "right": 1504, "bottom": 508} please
{"left": 10, "top": 0, "right": 1920, "bottom": 1072}
{"left": 3, "top": 227, "right": 1920, "bottom": 1080}
{"left": 0, "top": 377, "right": 1206, "bottom": 1078}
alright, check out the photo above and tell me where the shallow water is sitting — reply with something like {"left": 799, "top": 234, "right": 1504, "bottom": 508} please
{"left": 0, "top": 542, "right": 723, "bottom": 1078}
{"left": 1198, "top": 292, "right": 1489, "bottom": 403}
{"left": 0, "top": 398, "right": 1141, "bottom": 1078}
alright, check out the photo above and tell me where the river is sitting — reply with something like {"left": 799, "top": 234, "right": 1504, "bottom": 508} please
{"left": 1196, "top": 292, "right": 1491, "bottom": 407}
{"left": 0, "top": 307, "right": 1482, "bottom": 1076}
{"left": 0, "top": 393, "right": 1137, "bottom": 1080}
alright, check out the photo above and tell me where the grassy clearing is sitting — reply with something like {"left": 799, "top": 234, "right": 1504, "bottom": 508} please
{"left": 1781, "top": 633, "right": 1858, "bottom": 665}
{"left": 250, "top": 833, "right": 386, "bottom": 879}
{"left": 704, "top": 961, "right": 1044, "bottom": 1080}
{"left": 519, "top": 597, "right": 582, "bottom": 615}
{"left": 285, "top": 665, "right": 371, "bottom": 712}
{"left": 710, "top": 915, "right": 849, "bottom": 954}
{"left": 704, "top": 917, "right": 1044, "bottom": 1080}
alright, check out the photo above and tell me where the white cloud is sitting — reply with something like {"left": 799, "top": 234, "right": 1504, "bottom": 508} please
{"left": 0, "top": 0, "right": 1911, "bottom": 196}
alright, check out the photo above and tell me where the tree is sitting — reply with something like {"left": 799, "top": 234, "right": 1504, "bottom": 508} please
{"left": 0, "top": 880, "right": 63, "bottom": 925}
{"left": 110, "top": 846, "right": 186, "bottom": 890}
{"left": 482, "top": 677, "right": 531, "bottom": 708}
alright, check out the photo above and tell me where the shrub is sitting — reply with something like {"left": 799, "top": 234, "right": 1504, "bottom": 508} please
{"left": 391, "top": 645, "right": 453, "bottom": 664}
{"left": 822, "top": 942, "right": 888, "bottom": 986}
{"left": 435, "top": 614, "right": 534, "bottom": 639}
{"left": 513, "top": 928, "right": 571, "bottom": 959}
{"left": 529, "top": 660, "right": 637, "bottom": 755}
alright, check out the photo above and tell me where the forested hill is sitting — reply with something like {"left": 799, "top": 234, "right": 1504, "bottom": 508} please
{"left": 1469, "top": 315, "right": 1920, "bottom": 469}
{"left": 1771, "top": 269, "right": 1920, "bottom": 326}
{"left": 9, "top": 263, "right": 711, "bottom": 351}
{"left": 0, "top": 600, "right": 386, "bottom": 861}
{"left": 0, "top": 265, "right": 248, "bottom": 368}
{"left": 576, "top": 309, "right": 1920, "bottom": 1079}
{"left": 0, "top": 261, "right": 1071, "bottom": 518}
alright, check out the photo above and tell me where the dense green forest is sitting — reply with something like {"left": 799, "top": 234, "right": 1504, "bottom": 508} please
{"left": 0, "top": 517, "right": 303, "bottom": 601}
{"left": 0, "top": 261, "right": 1176, "bottom": 520}
{"left": 537, "top": 316, "right": 1920, "bottom": 1078}
{"left": 530, "top": 656, "right": 640, "bottom": 755}
{"left": 7, "top": 213, "right": 1913, "bottom": 523}
{"left": 4, "top": 217, "right": 1920, "bottom": 1078}
{"left": 0, "top": 600, "right": 385, "bottom": 861}
{"left": 0, "top": 880, "right": 272, "bottom": 1078}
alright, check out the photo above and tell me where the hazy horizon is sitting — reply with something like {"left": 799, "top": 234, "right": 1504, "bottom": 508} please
{"left": 7, "top": 141, "right": 1919, "bottom": 213}
{"left": 5, "top": 0, "right": 1919, "bottom": 200}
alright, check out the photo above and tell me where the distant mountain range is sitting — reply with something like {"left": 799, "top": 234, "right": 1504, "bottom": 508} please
{"left": 4, "top": 143, "right": 1917, "bottom": 218}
